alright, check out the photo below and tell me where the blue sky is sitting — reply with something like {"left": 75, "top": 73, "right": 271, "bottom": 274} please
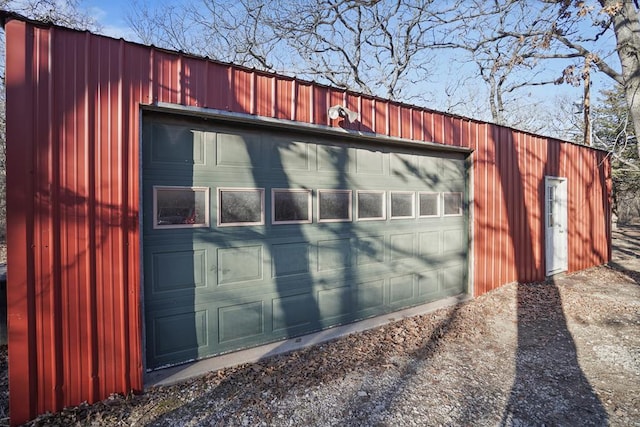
{"left": 84, "top": 0, "right": 140, "bottom": 41}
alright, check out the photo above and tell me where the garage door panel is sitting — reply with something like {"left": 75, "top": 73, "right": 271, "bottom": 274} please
{"left": 216, "top": 245, "right": 264, "bottom": 285}
{"left": 389, "top": 233, "right": 415, "bottom": 261}
{"left": 356, "top": 148, "right": 386, "bottom": 175}
{"left": 443, "top": 264, "right": 466, "bottom": 295}
{"left": 151, "top": 249, "right": 208, "bottom": 294}
{"left": 317, "top": 286, "right": 351, "bottom": 321}
{"left": 442, "top": 158, "right": 466, "bottom": 180}
{"left": 263, "top": 277, "right": 318, "bottom": 301}
{"left": 271, "top": 242, "right": 310, "bottom": 277}
{"left": 390, "top": 152, "right": 417, "bottom": 177}
{"left": 144, "top": 235, "right": 215, "bottom": 250}
{"left": 390, "top": 254, "right": 442, "bottom": 274}
{"left": 218, "top": 301, "right": 265, "bottom": 344}
{"left": 317, "top": 238, "right": 353, "bottom": 271}
{"left": 355, "top": 236, "right": 385, "bottom": 265}
{"left": 271, "top": 139, "right": 312, "bottom": 171}
{"left": 143, "top": 132, "right": 214, "bottom": 175}
{"left": 443, "top": 229, "right": 464, "bottom": 254}
{"left": 417, "top": 269, "right": 441, "bottom": 299}
{"left": 440, "top": 182, "right": 466, "bottom": 195}
{"left": 143, "top": 114, "right": 468, "bottom": 369}
{"left": 146, "top": 306, "right": 209, "bottom": 367}
{"left": 148, "top": 123, "right": 207, "bottom": 166}
{"left": 417, "top": 156, "right": 442, "bottom": 183}
{"left": 317, "top": 144, "right": 353, "bottom": 173}
{"left": 180, "top": 173, "right": 260, "bottom": 188}
{"left": 142, "top": 170, "right": 210, "bottom": 183}
{"left": 193, "top": 285, "right": 276, "bottom": 306}
{"left": 389, "top": 274, "right": 416, "bottom": 305}
{"left": 272, "top": 293, "right": 316, "bottom": 332}
{"left": 355, "top": 279, "right": 385, "bottom": 313}
{"left": 145, "top": 238, "right": 464, "bottom": 302}
{"left": 216, "top": 131, "right": 263, "bottom": 168}
{"left": 419, "top": 231, "right": 441, "bottom": 256}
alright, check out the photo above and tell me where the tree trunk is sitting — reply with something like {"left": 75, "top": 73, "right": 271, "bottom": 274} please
{"left": 605, "top": 0, "right": 640, "bottom": 158}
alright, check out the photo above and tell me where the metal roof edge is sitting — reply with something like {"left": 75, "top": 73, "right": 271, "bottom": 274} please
{"left": 145, "top": 102, "right": 474, "bottom": 154}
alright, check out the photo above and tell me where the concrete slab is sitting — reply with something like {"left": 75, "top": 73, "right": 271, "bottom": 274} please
{"left": 145, "top": 293, "right": 471, "bottom": 387}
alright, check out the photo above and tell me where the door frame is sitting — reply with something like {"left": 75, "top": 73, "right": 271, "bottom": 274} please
{"left": 544, "top": 176, "right": 568, "bottom": 276}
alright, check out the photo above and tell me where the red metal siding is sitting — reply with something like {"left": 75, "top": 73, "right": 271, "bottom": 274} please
{"left": 4, "top": 21, "right": 143, "bottom": 425}
{"left": 361, "top": 98, "right": 375, "bottom": 132}
{"left": 374, "top": 99, "right": 386, "bottom": 135}
{"left": 3, "top": 18, "right": 611, "bottom": 425}
{"left": 345, "top": 92, "right": 360, "bottom": 132}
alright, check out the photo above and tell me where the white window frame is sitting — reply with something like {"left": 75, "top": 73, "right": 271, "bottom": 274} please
{"left": 418, "top": 192, "right": 440, "bottom": 218}
{"left": 271, "top": 188, "right": 313, "bottom": 225}
{"left": 356, "top": 190, "right": 386, "bottom": 221}
{"left": 443, "top": 192, "right": 464, "bottom": 217}
{"left": 153, "top": 186, "right": 210, "bottom": 229}
{"left": 389, "top": 191, "right": 415, "bottom": 219}
{"left": 217, "top": 187, "right": 265, "bottom": 227}
{"left": 317, "top": 189, "right": 352, "bottom": 223}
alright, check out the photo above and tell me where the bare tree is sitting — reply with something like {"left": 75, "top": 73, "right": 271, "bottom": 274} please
{"left": 265, "top": 0, "right": 457, "bottom": 100}
{"left": 128, "top": 0, "right": 476, "bottom": 102}
{"left": 599, "top": 0, "right": 640, "bottom": 158}
{"left": 592, "top": 84, "right": 640, "bottom": 221}
{"left": 449, "top": 0, "right": 640, "bottom": 156}
{"left": 422, "top": 1, "right": 587, "bottom": 132}
{"left": 1, "top": 0, "right": 99, "bottom": 30}
{"left": 127, "top": 0, "right": 277, "bottom": 68}
{"left": 542, "top": 93, "right": 586, "bottom": 142}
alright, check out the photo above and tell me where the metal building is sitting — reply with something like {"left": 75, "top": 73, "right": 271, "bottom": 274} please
{"left": 2, "top": 13, "right": 611, "bottom": 425}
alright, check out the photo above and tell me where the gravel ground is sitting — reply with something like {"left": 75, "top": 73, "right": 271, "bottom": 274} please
{"left": 1, "top": 227, "right": 639, "bottom": 426}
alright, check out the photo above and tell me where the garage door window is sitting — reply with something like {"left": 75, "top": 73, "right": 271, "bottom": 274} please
{"left": 443, "top": 192, "right": 463, "bottom": 216}
{"left": 390, "top": 191, "right": 415, "bottom": 219}
{"left": 419, "top": 192, "right": 440, "bottom": 217}
{"left": 318, "top": 190, "right": 352, "bottom": 222}
{"left": 153, "top": 186, "right": 210, "bottom": 229}
{"left": 218, "top": 188, "right": 265, "bottom": 226}
{"left": 357, "top": 191, "right": 386, "bottom": 221}
{"left": 272, "top": 189, "right": 312, "bottom": 224}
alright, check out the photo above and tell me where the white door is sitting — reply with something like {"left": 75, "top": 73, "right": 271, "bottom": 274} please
{"left": 545, "top": 176, "right": 568, "bottom": 275}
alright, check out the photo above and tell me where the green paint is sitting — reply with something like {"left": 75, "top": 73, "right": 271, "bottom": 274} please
{"left": 143, "top": 113, "right": 469, "bottom": 370}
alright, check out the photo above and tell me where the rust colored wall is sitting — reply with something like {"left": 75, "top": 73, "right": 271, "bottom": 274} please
{"left": 3, "top": 16, "right": 611, "bottom": 425}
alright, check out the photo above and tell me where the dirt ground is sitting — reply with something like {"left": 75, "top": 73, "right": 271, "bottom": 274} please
{"left": 1, "top": 227, "right": 639, "bottom": 426}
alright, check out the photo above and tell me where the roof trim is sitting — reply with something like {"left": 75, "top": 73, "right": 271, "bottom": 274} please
{"left": 144, "top": 102, "right": 474, "bottom": 154}
{"left": 0, "top": 10, "right": 58, "bottom": 29}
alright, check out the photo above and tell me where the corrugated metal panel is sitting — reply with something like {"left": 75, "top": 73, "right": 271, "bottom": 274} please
{"left": 3, "top": 16, "right": 611, "bottom": 425}
{"left": 4, "top": 20, "right": 142, "bottom": 424}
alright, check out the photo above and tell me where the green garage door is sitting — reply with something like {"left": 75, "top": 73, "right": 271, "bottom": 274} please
{"left": 142, "top": 112, "right": 469, "bottom": 370}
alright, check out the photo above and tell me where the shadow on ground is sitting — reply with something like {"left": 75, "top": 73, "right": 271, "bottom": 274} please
{"left": 501, "top": 280, "right": 608, "bottom": 425}
{"left": 609, "top": 224, "right": 640, "bottom": 284}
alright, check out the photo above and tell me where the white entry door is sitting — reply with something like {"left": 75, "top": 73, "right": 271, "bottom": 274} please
{"left": 545, "top": 176, "right": 568, "bottom": 275}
